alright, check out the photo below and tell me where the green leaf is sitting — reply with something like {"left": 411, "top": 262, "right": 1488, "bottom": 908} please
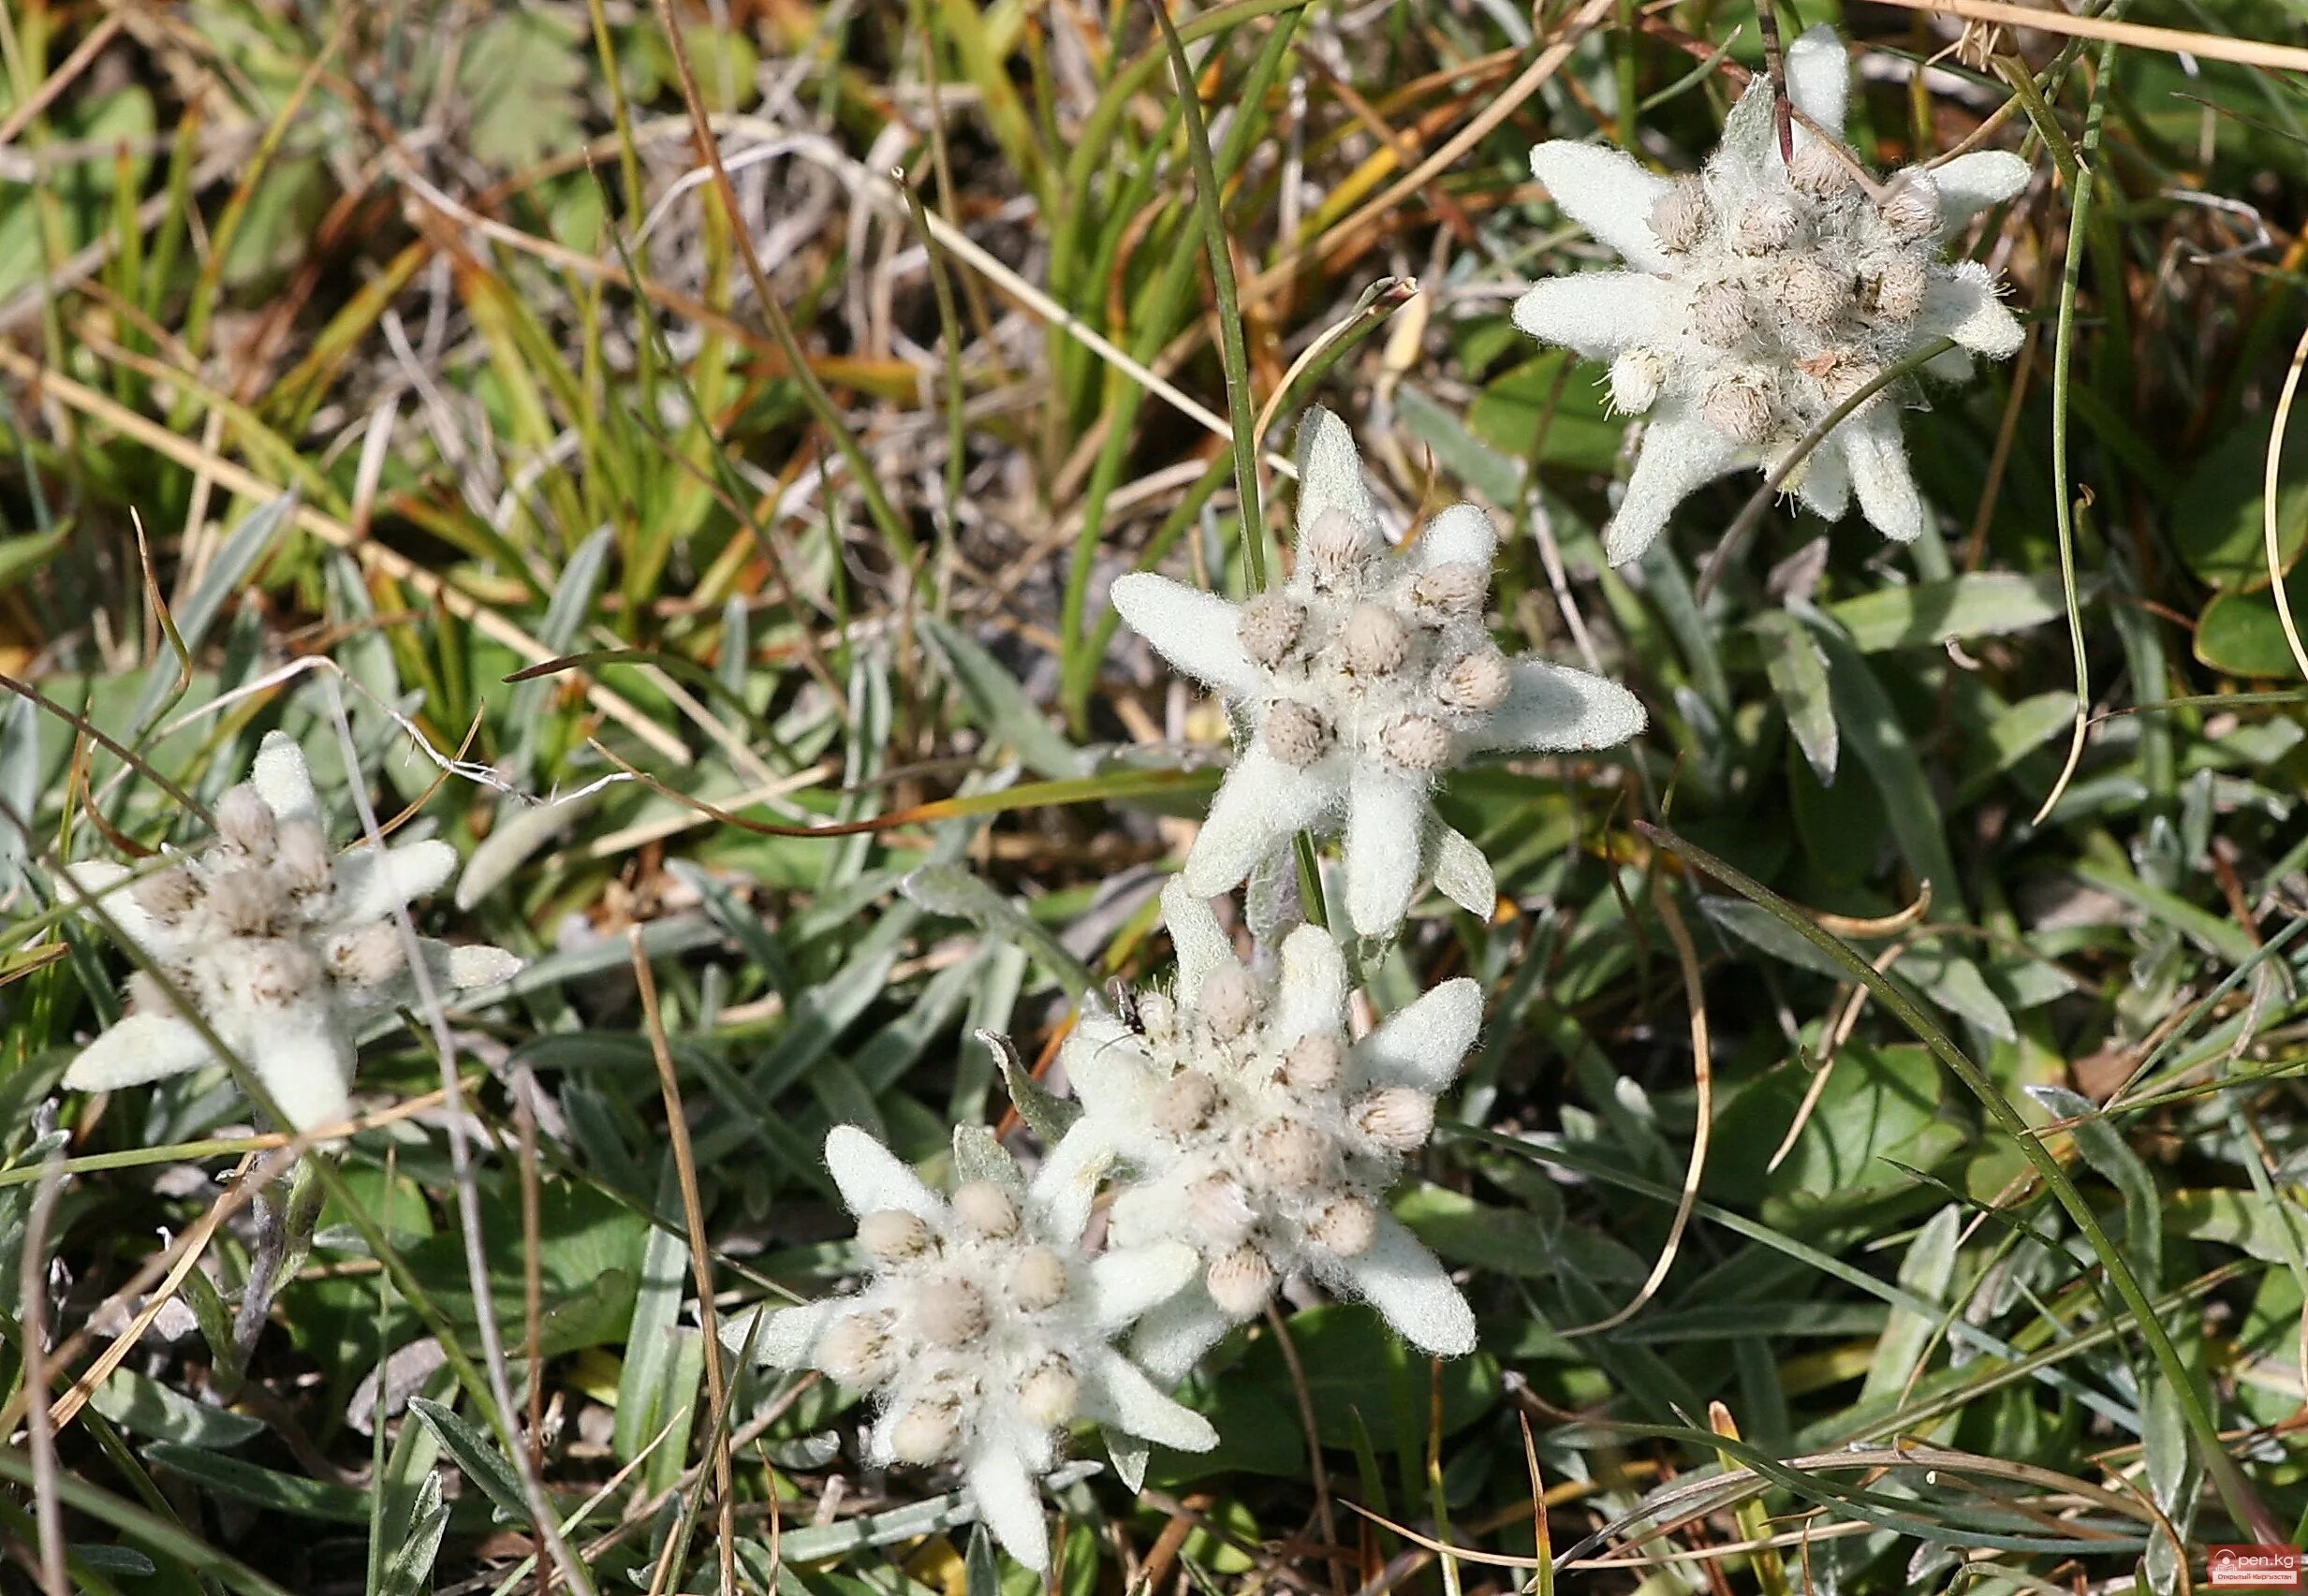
{"left": 407, "top": 1396, "right": 532, "bottom": 1527}
{"left": 1823, "top": 573, "right": 2084, "bottom": 652}
{"left": 89, "top": 1369, "right": 264, "bottom": 1450}
{"left": 0, "top": 522, "right": 66, "bottom": 593}
{"left": 2196, "top": 567, "right": 2308, "bottom": 678}
{"left": 1857, "top": 1206, "right": 1959, "bottom": 1407}
{"left": 2170, "top": 419, "right": 2308, "bottom": 590}
{"left": 1752, "top": 610, "right": 1838, "bottom": 781}
{"left": 2030, "top": 1085, "right": 2163, "bottom": 1288}
{"left": 1396, "top": 384, "right": 1523, "bottom": 505}
{"left": 1221, "top": 1303, "right": 1498, "bottom": 1454}
{"left": 919, "top": 614, "right": 1083, "bottom": 781}
{"left": 903, "top": 863, "right": 1095, "bottom": 997}
{"left": 145, "top": 1443, "right": 374, "bottom": 1523}
{"left": 1466, "top": 350, "right": 1630, "bottom": 475}
{"left": 457, "top": 11, "right": 586, "bottom": 169}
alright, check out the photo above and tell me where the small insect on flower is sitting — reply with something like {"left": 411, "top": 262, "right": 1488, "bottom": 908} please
{"left": 1514, "top": 24, "right": 2033, "bottom": 563}
{"left": 1110, "top": 408, "right": 1645, "bottom": 939}
{"left": 1041, "top": 880, "right": 1492, "bottom": 1384}
{"left": 56, "top": 732, "right": 521, "bottom": 1137}
{"left": 723, "top": 1126, "right": 1214, "bottom": 1574}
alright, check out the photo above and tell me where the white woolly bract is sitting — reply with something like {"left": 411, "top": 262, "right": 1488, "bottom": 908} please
{"left": 1053, "top": 883, "right": 1483, "bottom": 1378}
{"left": 1110, "top": 408, "right": 1644, "bottom": 937}
{"left": 728, "top": 1126, "right": 1213, "bottom": 1572}
{"left": 57, "top": 732, "right": 520, "bottom": 1135}
{"left": 1513, "top": 25, "right": 2032, "bottom": 563}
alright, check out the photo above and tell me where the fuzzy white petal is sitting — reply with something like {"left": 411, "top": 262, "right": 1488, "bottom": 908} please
{"left": 1430, "top": 823, "right": 1495, "bottom": 918}
{"left": 1082, "top": 1349, "right": 1218, "bottom": 1453}
{"left": 1127, "top": 1284, "right": 1238, "bottom": 1386}
{"left": 1527, "top": 142, "right": 1673, "bottom": 274}
{"left": 1183, "top": 749, "right": 1345, "bottom": 898}
{"left": 1919, "top": 262, "right": 2023, "bottom": 359}
{"left": 1608, "top": 403, "right": 1746, "bottom": 564}
{"left": 1413, "top": 503, "right": 1500, "bottom": 574}
{"left": 446, "top": 944, "right": 522, "bottom": 988}
{"left": 332, "top": 840, "right": 460, "bottom": 927}
{"left": 1345, "top": 764, "right": 1429, "bottom": 938}
{"left": 1320, "top": 1213, "right": 1477, "bottom": 1356}
{"left": 1357, "top": 977, "right": 1483, "bottom": 1094}
{"left": 1273, "top": 921, "right": 1349, "bottom": 1042}
{"left": 1785, "top": 25, "right": 1849, "bottom": 143}
{"left": 1511, "top": 272, "right": 1671, "bottom": 363}
{"left": 251, "top": 732, "right": 321, "bottom": 829}
{"left": 1295, "top": 406, "right": 1381, "bottom": 539}
{"left": 720, "top": 1299, "right": 835, "bottom": 1368}
{"left": 1159, "top": 875, "right": 1233, "bottom": 1001}
{"left": 965, "top": 1446, "right": 1050, "bottom": 1572}
{"left": 822, "top": 1125, "right": 944, "bottom": 1222}
{"left": 245, "top": 1000, "right": 357, "bottom": 1135}
{"left": 57, "top": 861, "right": 177, "bottom": 959}
{"left": 1027, "top": 1117, "right": 1121, "bottom": 1245}
{"left": 1795, "top": 437, "right": 1853, "bottom": 520}
{"left": 1471, "top": 659, "right": 1646, "bottom": 754}
{"left": 1933, "top": 151, "right": 2030, "bottom": 234}
{"left": 1109, "top": 573, "right": 1263, "bottom": 700}
{"left": 62, "top": 1012, "right": 215, "bottom": 1091}
{"left": 1845, "top": 411, "right": 1928, "bottom": 544}
{"left": 346, "top": 939, "right": 521, "bottom": 1016}
{"left": 1087, "top": 1240, "right": 1202, "bottom": 1332}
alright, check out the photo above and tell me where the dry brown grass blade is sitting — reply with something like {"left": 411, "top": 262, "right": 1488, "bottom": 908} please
{"left": 1866, "top": 0, "right": 2308, "bottom": 71}
{"left": 0, "top": 344, "right": 692, "bottom": 767}
{"left": 630, "top": 929, "right": 739, "bottom": 1596}
{"left": 0, "top": 10, "right": 125, "bottom": 150}
{"left": 22, "top": 1156, "right": 71, "bottom": 1596}
{"left": 1559, "top": 870, "right": 1713, "bottom": 1335}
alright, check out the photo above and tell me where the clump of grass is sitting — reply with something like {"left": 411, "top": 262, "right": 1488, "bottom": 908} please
{"left": 1, "top": 0, "right": 2306, "bottom": 1592}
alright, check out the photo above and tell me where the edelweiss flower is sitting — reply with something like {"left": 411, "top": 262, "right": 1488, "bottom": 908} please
{"left": 728, "top": 1126, "right": 1216, "bottom": 1572}
{"left": 1514, "top": 25, "right": 2031, "bottom": 563}
{"left": 57, "top": 732, "right": 520, "bottom": 1135}
{"left": 1039, "top": 880, "right": 1483, "bottom": 1383}
{"left": 1110, "top": 407, "right": 1645, "bottom": 938}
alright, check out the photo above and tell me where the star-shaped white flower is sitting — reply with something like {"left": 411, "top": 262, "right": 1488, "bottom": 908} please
{"left": 1038, "top": 880, "right": 1483, "bottom": 1384}
{"left": 1514, "top": 25, "right": 2031, "bottom": 564}
{"left": 725, "top": 1126, "right": 1216, "bottom": 1572}
{"left": 1110, "top": 407, "right": 1645, "bottom": 939}
{"left": 56, "top": 732, "right": 521, "bottom": 1135}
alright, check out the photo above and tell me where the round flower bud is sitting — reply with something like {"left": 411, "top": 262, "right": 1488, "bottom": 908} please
{"left": 858, "top": 1208, "right": 934, "bottom": 1265}
{"left": 1206, "top": 1246, "right": 1275, "bottom": 1318}
{"left": 275, "top": 821, "right": 332, "bottom": 897}
{"left": 1870, "top": 256, "right": 1927, "bottom": 324}
{"left": 1312, "top": 1198, "right": 1377, "bottom": 1258}
{"left": 1608, "top": 348, "right": 1666, "bottom": 415}
{"left": 1691, "top": 280, "right": 1753, "bottom": 348}
{"left": 241, "top": 941, "right": 321, "bottom": 1007}
{"left": 1776, "top": 257, "right": 1847, "bottom": 330}
{"left": 214, "top": 785, "right": 277, "bottom": 858}
{"left": 1409, "top": 562, "right": 1487, "bottom": 617}
{"left": 132, "top": 867, "right": 203, "bottom": 925}
{"left": 1238, "top": 593, "right": 1304, "bottom": 668}
{"left": 1787, "top": 143, "right": 1852, "bottom": 199}
{"left": 889, "top": 1401, "right": 962, "bottom": 1465}
{"left": 951, "top": 1181, "right": 1020, "bottom": 1239}
{"left": 1700, "top": 372, "right": 1778, "bottom": 447}
{"left": 1257, "top": 1119, "right": 1331, "bottom": 1190}
{"left": 329, "top": 923, "right": 405, "bottom": 989}
{"left": 1018, "top": 1359, "right": 1080, "bottom": 1428}
{"left": 1154, "top": 1069, "right": 1222, "bottom": 1137}
{"left": 1281, "top": 1032, "right": 1344, "bottom": 1092}
{"left": 1813, "top": 350, "right": 1885, "bottom": 410}
{"left": 1356, "top": 1087, "right": 1436, "bottom": 1151}
{"left": 816, "top": 1310, "right": 893, "bottom": 1386}
{"left": 1262, "top": 699, "right": 1329, "bottom": 769}
{"left": 1188, "top": 1176, "right": 1256, "bottom": 1245}
{"left": 1648, "top": 175, "right": 1711, "bottom": 254}
{"left": 1341, "top": 602, "right": 1410, "bottom": 676}
{"left": 1137, "top": 991, "right": 1177, "bottom": 1042}
{"left": 209, "top": 871, "right": 289, "bottom": 939}
{"left": 1302, "top": 507, "right": 1370, "bottom": 581}
{"left": 1878, "top": 173, "right": 1940, "bottom": 242}
{"left": 1379, "top": 713, "right": 1453, "bottom": 772}
{"left": 1437, "top": 648, "right": 1511, "bottom": 713}
{"left": 1198, "top": 965, "right": 1262, "bottom": 1042}
{"left": 912, "top": 1280, "right": 988, "bottom": 1347}
{"left": 1008, "top": 1246, "right": 1069, "bottom": 1312}
{"left": 1731, "top": 198, "right": 1799, "bottom": 256}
